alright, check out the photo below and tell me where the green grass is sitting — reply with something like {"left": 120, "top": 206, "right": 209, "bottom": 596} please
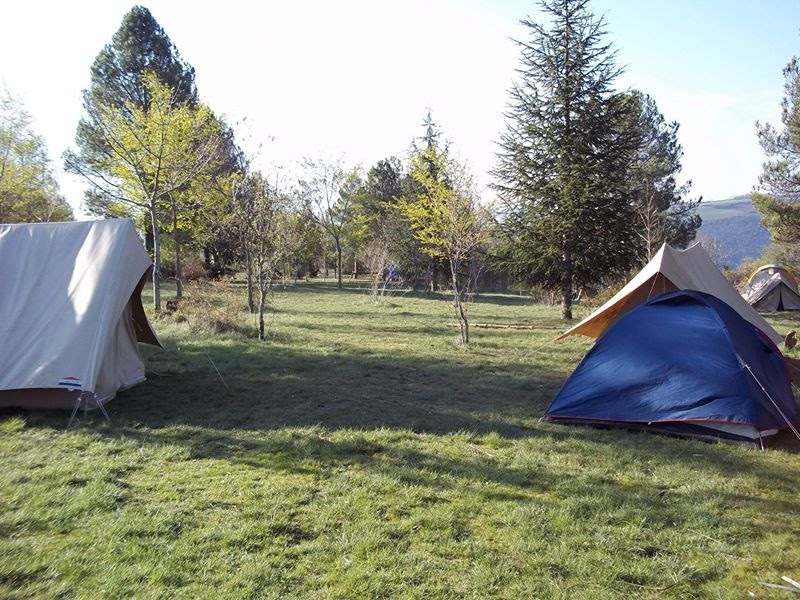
{"left": 1, "top": 281, "right": 799, "bottom": 598}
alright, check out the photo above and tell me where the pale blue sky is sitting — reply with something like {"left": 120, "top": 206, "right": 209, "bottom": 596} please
{"left": 2, "top": 0, "right": 799, "bottom": 216}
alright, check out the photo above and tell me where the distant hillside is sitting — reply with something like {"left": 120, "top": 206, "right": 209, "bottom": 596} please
{"left": 695, "top": 195, "right": 771, "bottom": 268}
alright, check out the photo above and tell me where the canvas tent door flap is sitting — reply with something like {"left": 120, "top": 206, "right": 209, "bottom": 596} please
{"left": 0, "top": 219, "right": 160, "bottom": 410}
{"left": 545, "top": 290, "right": 799, "bottom": 444}
{"left": 558, "top": 243, "right": 783, "bottom": 345}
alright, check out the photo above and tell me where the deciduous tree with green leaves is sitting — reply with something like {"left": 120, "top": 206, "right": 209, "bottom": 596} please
{"left": 401, "top": 148, "right": 487, "bottom": 345}
{"left": 64, "top": 73, "right": 224, "bottom": 312}
{"left": 0, "top": 91, "right": 72, "bottom": 223}
{"left": 493, "top": 0, "right": 639, "bottom": 319}
{"left": 752, "top": 55, "right": 800, "bottom": 266}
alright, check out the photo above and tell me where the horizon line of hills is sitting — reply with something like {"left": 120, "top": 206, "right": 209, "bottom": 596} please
{"left": 696, "top": 194, "right": 769, "bottom": 268}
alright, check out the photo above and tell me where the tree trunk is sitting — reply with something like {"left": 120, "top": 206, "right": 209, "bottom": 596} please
{"left": 145, "top": 217, "right": 154, "bottom": 254}
{"left": 256, "top": 266, "right": 268, "bottom": 340}
{"left": 450, "top": 260, "right": 469, "bottom": 344}
{"left": 336, "top": 239, "right": 343, "bottom": 289}
{"left": 561, "top": 272, "right": 573, "bottom": 321}
{"left": 258, "top": 282, "right": 266, "bottom": 340}
{"left": 175, "top": 242, "right": 183, "bottom": 298}
{"left": 430, "top": 262, "right": 439, "bottom": 292}
{"left": 245, "top": 249, "right": 255, "bottom": 313}
{"left": 149, "top": 200, "right": 162, "bottom": 312}
{"left": 323, "top": 248, "right": 329, "bottom": 278}
{"left": 173, "top": 207, "right": 183, "bottom": 299}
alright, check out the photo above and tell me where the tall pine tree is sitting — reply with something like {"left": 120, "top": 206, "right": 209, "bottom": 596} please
{"left": 493, "top": 0, "right": 638, "bottom": 319}
{"left": 626, "top": 90, "right": 701, "bottom": 264}
{"left": 752, "top": 55, "right": 800, "bottom": 267}
{"left": 68, "top": 5, "right": 197, "bottom": 219}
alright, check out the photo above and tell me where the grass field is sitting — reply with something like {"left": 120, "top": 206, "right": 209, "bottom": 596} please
{"left": 1, "top": 280, "right": 799, "bottom": 598}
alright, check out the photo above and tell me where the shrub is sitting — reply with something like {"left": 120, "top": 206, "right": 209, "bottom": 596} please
{"left": 182, "top": 261, "right": 208, "bottom": 281}
{"left": 176, "top": 278, "right": 249, "bottom": 335}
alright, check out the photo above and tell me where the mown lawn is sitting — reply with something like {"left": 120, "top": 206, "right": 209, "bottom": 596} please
{"left": 1, "top": 280, "right": 799, "bottom": 598}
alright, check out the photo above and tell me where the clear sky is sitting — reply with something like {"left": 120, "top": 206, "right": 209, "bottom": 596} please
{"left": 2, "top": 0, "right": 799, "bottom": 217}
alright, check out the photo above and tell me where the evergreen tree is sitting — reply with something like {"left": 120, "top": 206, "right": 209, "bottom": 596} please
{"left": 359, "top": 158, "right": 404, "bottom": 249}
{"left": 626, "top": 91, "right": 701, "bottom": 263}
{"left": 90, "top": 6, "right": 196, "bottom": 108}
{"left": 70, "top": 5, "right": 197, "bottom": 218}
{"left": 364, "top": 157, "right": 404, "bottom": 218}
{"left": 404, "top": 113, "right": 451, "bottom": 291}
{"left": 493, "top": 0, "right": 639, "bottom": 319}
{"left": 752, "top": 55, "right": 800, "bottom": 263}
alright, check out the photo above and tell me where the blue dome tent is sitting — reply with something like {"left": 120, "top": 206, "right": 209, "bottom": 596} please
{"left": 545, "top": 290, "right": 799, "bottom": 445}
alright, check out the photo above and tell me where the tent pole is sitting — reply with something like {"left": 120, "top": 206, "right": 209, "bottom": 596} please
{"left": 94, "top": 394, "right": 112, "bottom": 424}
{"left": 65, "top": 392, "right": 111, "bottom": 428}
{"left": 66, "top": 395, "right": 82, "bottom": 429}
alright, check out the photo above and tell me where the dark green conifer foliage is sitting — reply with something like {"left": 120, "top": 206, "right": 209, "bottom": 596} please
{"left": 752, "top": 56, "right": 800, "bottom": 267}
{"left": 493, "top": 0, "right": 638, "bottom": 319}
{"left": 626, "top": 91, "right": 701, "bottom": 264}
{"left": 88, "top": 6, "right": 197, "bottom": 109}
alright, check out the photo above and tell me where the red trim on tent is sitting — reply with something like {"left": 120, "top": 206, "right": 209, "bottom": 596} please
{"left": 543, "top": 413, "right": 799, "bottom": 431}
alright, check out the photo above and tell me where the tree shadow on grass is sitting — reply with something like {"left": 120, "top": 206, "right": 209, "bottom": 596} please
{"left": 136, "top": 341, "right": 559, "bottom": 438}
{"left": 6, "top": 275, "right": 800, "bottom": 492}
{"left": 6, "top": 330, "right": 798, "bottom": 491}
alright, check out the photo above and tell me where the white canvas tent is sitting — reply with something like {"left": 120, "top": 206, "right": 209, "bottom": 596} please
{"left": 558, "top": 243, "right": 783, "bottom": 345}
{"left": 744, "top": 266, "right": 800, "bottom": 311}
{"left": 0, "top": 219, "right": 160, "bottom": 415}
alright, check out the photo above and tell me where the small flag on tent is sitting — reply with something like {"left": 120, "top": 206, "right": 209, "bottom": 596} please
{"left": 58, "top": 377, "right": 82, "bottom": 389}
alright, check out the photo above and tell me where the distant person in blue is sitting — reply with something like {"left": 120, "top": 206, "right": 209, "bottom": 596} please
{"left": 385, "top": 264, "right": 401, "bottom": 282}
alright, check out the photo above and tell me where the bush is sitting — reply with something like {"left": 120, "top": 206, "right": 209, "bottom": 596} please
{"left": 182, "top": 261, "right": 208, "bottom": 281}
{"left": 176, "top": 278, "right": 248, "bottom": 335}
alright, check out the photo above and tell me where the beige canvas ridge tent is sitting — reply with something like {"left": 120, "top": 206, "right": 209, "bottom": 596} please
{"left": 558, "top": 242, "right": 783, "bottom": 345}
{"left": 0, "top": 219, "right": 160, "bottom": 423}
{"left": 744, "top": 264, "right": 800, "bottom": 312}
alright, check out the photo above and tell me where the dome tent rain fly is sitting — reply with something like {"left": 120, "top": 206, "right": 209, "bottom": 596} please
{"left": 744, "top": 265, "right": 800, "bottom": 311}
{"left": 545, "top": 290, "right": 799, "bottom": 444}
